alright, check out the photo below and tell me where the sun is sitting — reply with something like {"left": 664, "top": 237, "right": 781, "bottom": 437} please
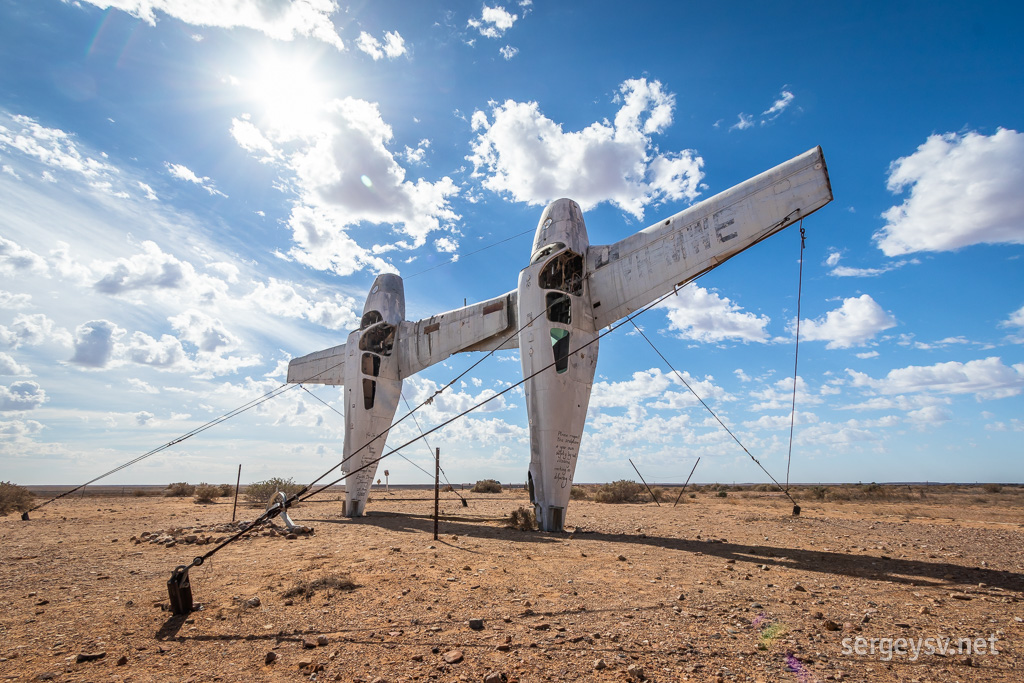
{"left": 241, "top": 48, "right": 332, "bottom": 134}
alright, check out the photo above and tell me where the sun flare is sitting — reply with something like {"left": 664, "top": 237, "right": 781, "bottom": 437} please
{"left": 242, "top": 50, "right": 331, "bottom": 133}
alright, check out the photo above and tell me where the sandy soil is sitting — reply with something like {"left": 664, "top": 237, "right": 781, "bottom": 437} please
{"left": 1, "top": 488, "right": 1022, "bottom": 682}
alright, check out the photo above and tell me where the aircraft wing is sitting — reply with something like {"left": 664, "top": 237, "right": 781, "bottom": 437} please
{"left": 396, "top": 290, "right": 519, "bottom": 378}
{"left": 587, "top": 146, "right": 833, "bottom": 330}
{"left": 287, "top": 342, "right": 347, "bottom": 385}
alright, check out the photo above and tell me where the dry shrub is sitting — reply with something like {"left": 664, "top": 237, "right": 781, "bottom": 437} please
{"left": 806, "top": 486, "right": 828, "bottom": 500}
{"left": 648, "top": 485, "right": 666, "bottom": 502}
{"left": 132, "top": 489, "right": 150, "bottom": 497}
{"left": 860, "top": 482, "right": 887, "bottom": 498}
{"left": 193, "top": 483, "right": 221, "bottom": 504}
{"left": 244, "top": 477, "right": 302, "bottom": 507}
{"left": 569, "top": 485, "right": 588, "bottom": 500}
{"left": 283, "top": 573, "right": 357, "bottom": 601}
{"left": 0, "top": 481, "right": 34, "bottom": 515}
{"left": 165, "top": 482, "right": 196, "bottom": 497}
{"left": 218, "top": 483, "right": 235, "bottom": 497}
{"left": 471, "top": 479, "right": 502, "bottom": 493}
{"left": 982, "top": 483, "right": 1002, "bottom": 494}
{"left": 593, "top": 479, "right": 644, "bottom": 503}
{"left": 506, "top": 506, "right": 537, "bottom": 531}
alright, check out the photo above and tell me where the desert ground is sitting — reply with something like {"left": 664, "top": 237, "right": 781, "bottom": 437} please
{"left": 1, "top": 484, "right": 1022, "bottom": 682}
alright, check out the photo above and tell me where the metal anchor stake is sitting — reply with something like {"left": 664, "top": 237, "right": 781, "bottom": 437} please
{"left": 166, "top": 559, "right": 201, "bottom": 615}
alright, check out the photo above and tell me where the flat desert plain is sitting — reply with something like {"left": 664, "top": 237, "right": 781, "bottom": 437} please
{"left": 1, "top": 486, "right": 1022, "bottom": 682}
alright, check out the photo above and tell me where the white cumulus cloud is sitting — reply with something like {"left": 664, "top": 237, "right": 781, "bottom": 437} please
{"left": 356, "top": 31, "right": 406, "bottom": 60}
{"left": 79, "top": 0, "right": 345, "bottom": 49}
{"left": 875, "top": 128, "right": 1024, "bottom": 255}
{"left": 798, "top": 294, "right": 897, "bottom": 349}
{"left": 233, "top": 97, "right": 460, "bottom": 274}
{"left": 468, "top": 78, "right": 704, "bottom": 218}
{"left": 659, "top": 284, "right": 770, "bottom": 344}
{"left": 468, "top": 5, "right": 519, "bottom": 38}
{"left": 848, "top": 357, "right": 1024, "bottom": 400}
{"left": 0, "top": 380, "right": 47, "bottom": 411}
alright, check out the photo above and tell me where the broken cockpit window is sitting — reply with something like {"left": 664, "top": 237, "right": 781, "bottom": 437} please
{"left": 362, "top": 378, "right": 376, "bottom": 410}
{"left": 361, "top": 352, "right": 381, "bottom": 377}
{"left": 538, "top": 250, "right": 583, "bottom": 295}
{"left": 361, "top": 310, "right": 383, "bottom": 328}
{"left": 358, "top": 322, "right": 396, "bottom": 356}
{"left": 550, "top": 328, "right": 570, "bottom": 374}
{"left": 546, "top": 292, "right": 571, "bottom": 325}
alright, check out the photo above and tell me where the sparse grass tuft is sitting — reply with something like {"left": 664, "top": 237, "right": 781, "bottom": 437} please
{"left": 505, "top": 506, "right": 537, "bottom": 531}
{"left": 282, "top": 573, "right": 357, "bottom": 601}
{"left": 0, "top": 481, "right": 34, "bottom": 515}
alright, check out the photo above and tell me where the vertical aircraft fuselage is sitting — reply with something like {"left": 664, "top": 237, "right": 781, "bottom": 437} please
{"left": 518, "top": 199, "right": 599, "bottom": 531}
{"left": 341, "top": 273, "right": 405, "bottom": 516}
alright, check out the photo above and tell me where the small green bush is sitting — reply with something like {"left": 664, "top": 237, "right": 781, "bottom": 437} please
{"left": 218, "top": 483, "right": 235, "bottom": 497}
{"left": 244, "top": 477, "right": 303, "bottom": 507}
{"left": 471, "top": 479, "right": 502, "bottom": 493}
{"left": 193, "top": 483, "right": 221, "bottom": 504}
{"left": 716, "top": 490, "right": 728, "bottom": 498}
{"left": 0, "top": 481, "right": 34, "bottom": 515}
{"left": 165, "top": 482, "right": 196, "bottom": 497}
{"left": 593, "top": 480, "right": 644, "bottom": 504}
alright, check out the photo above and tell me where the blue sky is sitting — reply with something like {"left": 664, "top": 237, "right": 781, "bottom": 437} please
{"left": 0, "top": 1, "right": 1022, "bottom": 488}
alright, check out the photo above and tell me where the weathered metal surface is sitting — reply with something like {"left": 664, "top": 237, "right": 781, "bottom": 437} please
{"left": 588, "top": 146, "right": 832, "bottom": 329}
{"left": 518, "top": 199, "right": 598, "bottom": 532}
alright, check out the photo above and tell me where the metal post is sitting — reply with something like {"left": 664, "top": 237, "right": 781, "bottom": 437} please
{"left": 231, "top": 464, "right": 241, "bottom": 523}
{"left": 629, "top": 458, "right": 661, "bottom": 506}
{"left": 433, "top": 447, "right": 440, "bottom": 541}
{"left": 673, "top": 457, "right": 701, "bottom": 507}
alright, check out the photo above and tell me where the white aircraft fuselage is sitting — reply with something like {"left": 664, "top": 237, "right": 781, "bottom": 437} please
{"left": 518, "top": 199, "right": 599, "bottom": 531}
{"left": 340, "top": 274, "right": 405, "bottom": 516}
{"left": 288, "top": 147, "right": 834, "bottom": 531}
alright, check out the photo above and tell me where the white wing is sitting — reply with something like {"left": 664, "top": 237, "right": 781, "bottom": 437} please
{"left": 396, "top": 290, "right": 518, "bottom": 378}
{"left": 287, "top": 342, "right": 347, "bottom": 385}
{"left": 587, "top": 146, "right": 833, "bottom": 329}
{"left": 287, "top": 291, "right": 519, "bottom": 386}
